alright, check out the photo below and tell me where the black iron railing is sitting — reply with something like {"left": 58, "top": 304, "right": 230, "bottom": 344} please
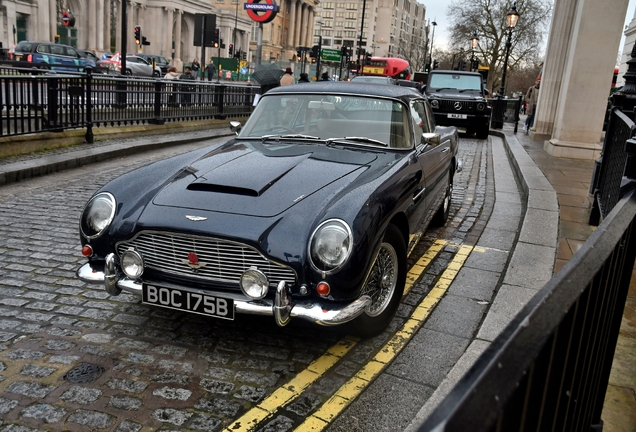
{"left": 418, "top": 184, "right": 636, "bottom": 431}
{"left": 0, "top": 65, "right": 258, "bottom": 143}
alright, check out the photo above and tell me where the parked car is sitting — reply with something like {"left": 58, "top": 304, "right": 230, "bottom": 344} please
{"left": 424, "top": 70, "right": 491, "bottom": 139}
{"left": 105, "top": 53, "right": 161, "bottom": 77}
{"left": 9, "top": 41, "right": 94, "bottom": 71}
{"left": 133, "top": 53, "right": 171, "bottom": 74}
{"left": 76, "top": 82, "right": 460, "bottom": 336}
{"left": 350, "top": 75, "right": 397, "bottom": 85}
{"left": 77, "top": 49, "right": 109, "bottom": 74}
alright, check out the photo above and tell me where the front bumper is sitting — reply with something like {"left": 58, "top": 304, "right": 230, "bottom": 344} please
{"left": 77, "top": 256, "right": 371, "bottom": 328}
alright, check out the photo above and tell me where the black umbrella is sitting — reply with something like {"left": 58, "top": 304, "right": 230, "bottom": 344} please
{"left": 253, "top": 63, "right": 285, "bottom": 86}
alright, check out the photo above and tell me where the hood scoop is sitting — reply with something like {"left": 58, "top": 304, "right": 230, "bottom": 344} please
{"left": 187, "top": 183, "right": 259, "bottom": 197}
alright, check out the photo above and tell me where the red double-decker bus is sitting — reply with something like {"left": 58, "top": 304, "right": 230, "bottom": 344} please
{"left": 361, "top": 57, "right": 411, "bottom": 80}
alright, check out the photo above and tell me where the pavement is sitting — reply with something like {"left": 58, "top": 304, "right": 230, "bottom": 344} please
{"left": 0, "top": 123, "right": 634, "bottom": 431}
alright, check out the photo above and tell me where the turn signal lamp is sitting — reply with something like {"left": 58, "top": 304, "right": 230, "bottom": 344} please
{"left": 316, "top": 282, "right": 330, "bottom": 296}
{"left": 81, "top": 245, "right": 93, "bottom": 257}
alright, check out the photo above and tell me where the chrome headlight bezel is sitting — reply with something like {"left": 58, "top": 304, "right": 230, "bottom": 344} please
{"left": 80, "top": 192, "right": 116, "bottom": 240}
{"left": 240, "top": 267, "right": 269, "bottom": 300}
{"left": 120, "top": 248, "right": 144, "bottom": 279}
{"left": 476, "top": 102, "right": 486, "bottom": 111}
{"left": 308, "top": 219, "right": 354, "bottom": 274}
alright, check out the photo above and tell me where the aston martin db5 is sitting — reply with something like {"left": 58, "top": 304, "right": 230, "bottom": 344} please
{"left": 77, "top": 82, "right": 460, "bottom": 336}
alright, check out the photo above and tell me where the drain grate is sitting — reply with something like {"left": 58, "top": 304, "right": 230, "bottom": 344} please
{"left": 63, "top": 363, "right": 104, "bottom": 383}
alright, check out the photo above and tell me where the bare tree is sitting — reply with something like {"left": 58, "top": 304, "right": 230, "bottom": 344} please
{"left": 447, "top": 0, "right": 552, "bottom": 94}
{"left": 395, "top": 37, "right": 428, "bottom": 72}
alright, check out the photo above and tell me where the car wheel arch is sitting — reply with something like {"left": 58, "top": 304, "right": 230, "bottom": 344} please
{"left": 388, "top": 213, "right": 409, "bottom": 251}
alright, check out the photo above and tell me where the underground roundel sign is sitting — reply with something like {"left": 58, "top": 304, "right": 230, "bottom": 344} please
{"left": 244, "top": 0, "right": 278, "bottom": 24}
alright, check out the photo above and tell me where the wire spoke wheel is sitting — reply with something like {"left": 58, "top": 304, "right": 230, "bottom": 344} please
{"left": 362, "top": 242, "right": 398, "bottom": 317}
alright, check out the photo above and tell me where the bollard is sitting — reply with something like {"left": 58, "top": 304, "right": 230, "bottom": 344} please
{"left": 148, "top": 79, "right": 166, "bottom": 125}
{"left": 215, "top": 84, "right": 226, "bottom": 119}
{"left": 85, "top": 66, "right": 94, "bottom": 143}
{"left": 46, "top": 75, "right": 62, "bottom": 131}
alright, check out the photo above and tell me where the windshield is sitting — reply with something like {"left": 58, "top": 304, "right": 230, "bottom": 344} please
{"left": 239, "top": 94, "right": 411, "bottom": 149}
{"left": 428, "top": 73, "right": 482, "bottom": 91}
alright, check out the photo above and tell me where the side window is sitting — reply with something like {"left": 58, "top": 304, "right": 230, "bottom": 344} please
{"left": 409, "top": 100, "right": 430, "bottom": 144}
{"left": 50, "top": 45, "right": 65, "bottom": 55}
{"left": 423, "top": 101, "right": 435, "bottom": 131}
{"left": 36, "top": 45, "right": 50, "bottom": 54}
{"left": 67, "top": 47, "right": 79, "bottom": 57}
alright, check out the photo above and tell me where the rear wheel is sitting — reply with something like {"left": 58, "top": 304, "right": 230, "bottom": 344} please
{"left": 431, "top": 171, "right": 453, "bottom": 227}
{"left": 350, "top": 224, "right": 406, "bottom": 337}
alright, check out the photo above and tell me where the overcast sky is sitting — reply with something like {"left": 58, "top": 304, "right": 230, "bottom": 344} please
{"left": 420, "top": 0, "right": 636, "bottom": 54}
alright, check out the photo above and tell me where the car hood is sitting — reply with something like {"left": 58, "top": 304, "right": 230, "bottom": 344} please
{"left": 152, "top": 140, "right": 377, "bottom": 217}
{"left": 427, "top": 91, "right": 485, "bottom": 101}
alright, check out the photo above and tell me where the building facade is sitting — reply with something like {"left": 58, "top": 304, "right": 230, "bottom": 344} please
{"left": 0, "top": 0, "right": 256, "bottom": 69}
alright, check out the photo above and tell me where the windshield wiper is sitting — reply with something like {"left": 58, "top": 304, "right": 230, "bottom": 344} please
{"left": 458, "top": 89, "right": 479, "bottom": 93}
{"left": 326, "top": 137, "right": 388, "bottom": 147}
{"left": 261, "top": 134, "right": 322, "bottom": 142}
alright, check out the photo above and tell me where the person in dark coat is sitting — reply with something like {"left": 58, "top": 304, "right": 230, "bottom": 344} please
{"left": 206, "top": 60, "right": 217, "bottom": 81}
{"left": 298, "top": 72, "right": 310, "bottom": 83}
{"left": 180, "top": 66, "right": 196, "bottom": 105}
{"left": 320, "top": 72, "right": 330, "bottom": 81}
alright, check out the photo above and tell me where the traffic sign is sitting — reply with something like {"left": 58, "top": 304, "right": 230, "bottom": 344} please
{"left": 321, "top": 48, "right": 341, "bottom": 62}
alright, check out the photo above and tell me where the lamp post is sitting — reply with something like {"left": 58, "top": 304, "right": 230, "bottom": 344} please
{"left": 315, "top": 20, "right": 323, "bottom": 80}
{"left": 498, "top": 3, "right": 519, "bottom": 97}
{"left": 428, "top": 19, "right": 437, "bottom": 69}
{"left": 356, "top": 0, "right": 368, "bottom": 72}
{"left": 470, "top": 31, "right": 479, "bottom": 72}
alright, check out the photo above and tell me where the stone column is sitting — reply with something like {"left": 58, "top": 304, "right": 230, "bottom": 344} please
{"left": 96, "top": 0, "right": 104, "bottom": 51}
{"left": 89, "top": 1, "right": 97, "bottom": 50}
{"left": 295, "top": 2, "right": 303, "bottom": 46}
{"left": 127, "top": 1, "right": 135, "bottom": 53}
{"left": 532, "top": 0, "right": 577, "bottom": 141}
{"left": 306, "top": 8, "right": 314, "bottom": 47}
{"left": 174, "top": 10, "right": 182, "bottom": 64}
{"left": 50, "top": 0, "right": 57, "bottom": 43}
{"left": 545, "top": 0, "right": 630, "bottom": 159}
{"left": 288, "top": 0, "right": 297, "bottom": 48}
{"left": 36, "top": 0, "right": 50, "bottom": 41}
{"left": 116, "top": 0, "right": 122, "bottom": 52}
{"left": 104, "top": 0, "right": 111, "bottom": 53}
{"left": 165, "top": 8, "right": 174, "bottom": 60}
{"left": 301, "top": 5, "right": 308, "bottom": 48}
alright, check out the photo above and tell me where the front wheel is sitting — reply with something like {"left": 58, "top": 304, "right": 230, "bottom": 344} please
{"left": 350, "top": 224, "right": 406, "bottom": 337}
{"left": 431, "top": 171, "right": 452, "bottom": 227}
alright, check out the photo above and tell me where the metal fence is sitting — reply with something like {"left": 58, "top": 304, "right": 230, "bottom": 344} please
{"left": 0, "top": 65, "right": 258, "bottom": 143}
{"left": 417, "top": 98, "right": 636, "bottom": 432}
{"left": 490, "top": 96, "right": 523, "bottom": 133}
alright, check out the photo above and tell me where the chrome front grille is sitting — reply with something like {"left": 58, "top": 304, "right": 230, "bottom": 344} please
{"left": 116, "top": 231, "right": 296, "bottom": 286}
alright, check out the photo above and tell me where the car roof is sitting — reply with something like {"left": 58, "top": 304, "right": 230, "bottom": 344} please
{"left": 266, "top": 82, "right": 423, "bottom": 100}
{"left": 428, "top": 70, "right": 483, "bottom": 77}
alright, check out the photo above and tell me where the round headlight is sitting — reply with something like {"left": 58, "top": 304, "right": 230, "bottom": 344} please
{"left": 240, "top": 268, "right": 269, "bottom": 299}
{"left": 477, "top": 103, "right": 485, "bottom": 111}
{"left": 430, "top": 99, "right": 439, "bottom": 108}
{"left": 121, "top": 249, "right": 144, "bottom": 279}
{"left": 309, "top": 219, "right": 353, "bottom": 273}
{"left": 80, "top": 192, "right": 116, "bottom": 239}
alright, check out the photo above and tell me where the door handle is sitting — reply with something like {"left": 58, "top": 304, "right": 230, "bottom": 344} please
{"left": 413, "top": 186, "right": 426, "bottom": 202}
{"left": 440, "top": 147, "right": 450, "bottom": 153}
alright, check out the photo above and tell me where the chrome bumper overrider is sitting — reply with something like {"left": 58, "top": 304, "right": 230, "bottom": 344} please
{"left": 77, "top": 258, "right": 371, "bottom": 327}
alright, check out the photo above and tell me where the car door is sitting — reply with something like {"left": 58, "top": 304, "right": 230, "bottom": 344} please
{"left": 410, "top": 99, "right": 451, "bottom": 223}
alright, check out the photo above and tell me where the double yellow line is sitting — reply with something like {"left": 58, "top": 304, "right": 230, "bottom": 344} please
{"left": 224, "top": 240, "right": 472, "bottom": 432}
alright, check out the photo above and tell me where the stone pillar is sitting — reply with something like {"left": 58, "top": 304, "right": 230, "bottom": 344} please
{"left": 174, "top": 10, "right": 182, "bottom": 64}
{"left": 127, "top": 1, "right": 135, "bottom": 53}
{"left": 116, "top": 0, "right": 122, "bottom": 52}
{"left": 295, "top": 2, "right": 303, "bottom": 46}
{"left": 50, "top": 0, "right": 57, "bottom": 43}
{"left": 95, "top": 0, "right": 104, "bottom": 51}
{"left": 288, "top": 0, "right": 297, "bottom": 48}
{"left": 89, "top": 1, "right": 97, "bottom": 51}
{"left": 104, "top": 0, "right": 111, "bottom": 53}
{"left": 300, "top": 5, "right": 308, "bottom": 48}
{"left": 306, "top": 8, "right": 314, "bottom": 47}
{"left": 532, "top": 0, "right": 577, "bottom": 141}
{"left": 544, "top": 0, "right": 630, "bottom": 159}
{"left": 165, "top": 8, "right": 174, "bottom": 60}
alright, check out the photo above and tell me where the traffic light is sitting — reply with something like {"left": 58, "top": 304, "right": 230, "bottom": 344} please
{"left": 424, "top": 63, "right": 431, "bottom": 73}
{"left": 433, "top": 60, "right": 439, "bottom": 69}
{"left": 310, "top": 45, "right": 319, "bottom": 58}
{"left": 228, "top": 44, "right": 234, "bottom": 56}
{"left": 134, "top": 26, "right": 141, "bottom": 45}
{"left": 142, "top": 36, "right": 150, "bottom": 46}
{"left": 365, "top": 52, "right": 372, "bottom": 62}
{"left": 213, "top": 28, "right": 220, "bottom": 43}
{"left": 296, "top": 46, "right": 302, "bottom": 60}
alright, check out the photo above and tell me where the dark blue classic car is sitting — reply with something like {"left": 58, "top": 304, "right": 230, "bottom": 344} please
{"left": 77, "top": 83, "right": 460, "bottom": 336}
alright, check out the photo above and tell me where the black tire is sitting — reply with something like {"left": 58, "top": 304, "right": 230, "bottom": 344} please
{"left": 476, "top": 124, "right": 489, "bottom": 139}
{"left": 431, "top": 171, "right": 453, "bottom": 227}
{"left": 124, "top": 69, "right": 132, "bottom": 76}
{"left": 350, "top": 224, "right": 406, "bottom": 337}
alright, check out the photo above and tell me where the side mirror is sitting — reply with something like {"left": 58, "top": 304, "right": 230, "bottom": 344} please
{"left": 422, "top": 133, "right": 441, "bottom": 146}
{"left": 229, "top": 121, "right": 242, "bottom": 134}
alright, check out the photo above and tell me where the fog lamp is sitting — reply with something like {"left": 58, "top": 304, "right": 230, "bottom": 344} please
{"left": 120, "top": 249, "right": 144, "bottom": 279}
{"left": 240, "top": 267, "right": 269, "bottom": 300}
{"left": 430, "top": 99, "right": 439, "bottom": 108}
{"left": 477, "top": 103, "right": 486, "bottom": 111}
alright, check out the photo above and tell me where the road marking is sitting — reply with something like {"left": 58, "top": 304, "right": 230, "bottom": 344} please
{"left": 295, "top": 244, "right": 473, "bottom": 431}
{"left": 223, "top": 239, "right": 448, "bottom": 432}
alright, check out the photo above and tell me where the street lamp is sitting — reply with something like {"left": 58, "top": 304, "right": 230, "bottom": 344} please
{"left": 470, "top": 31, "right": 479, "bottom": 72}
{"left": 498, "top": 2, "right": 519, "bottom": 97}
{"left": 315, "top": 20, "right": 323, "bottom": 80}
{"left": 428, "top": 19, "right": 437, "bottom": 69}
{"left": 356, "top": 0, "right": 368, "bottom": 72}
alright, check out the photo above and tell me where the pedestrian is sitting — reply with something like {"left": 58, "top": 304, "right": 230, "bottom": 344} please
{"left": 320, "top": 72, "right": 330, "bottom": 81}
{"left": 180, "top": 66, "right": 196, "bottom": 106}
{"left": 206, "top": 59, "right": 217, "bottom": 81}
{"left": 280, "top": 67, "right": 295, "bottom": 86}
{"left": 298, "top": 72, "right": 310, "bottom": 83}
{"left": 525, "top": 77, "right": 541, "bottom": 134}
{"left": 191, "top": 57, "right": 200, "bottom": 79}
{"left": 164, "top": 66, "right": 180, "bottom": 106}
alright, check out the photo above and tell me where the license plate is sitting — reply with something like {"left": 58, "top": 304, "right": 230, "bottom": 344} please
{"left": 142, "top": 284, "right": 234, "bottom": 320}
{"left": 448, "top": 114, "right": 467, "bottom": 119}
